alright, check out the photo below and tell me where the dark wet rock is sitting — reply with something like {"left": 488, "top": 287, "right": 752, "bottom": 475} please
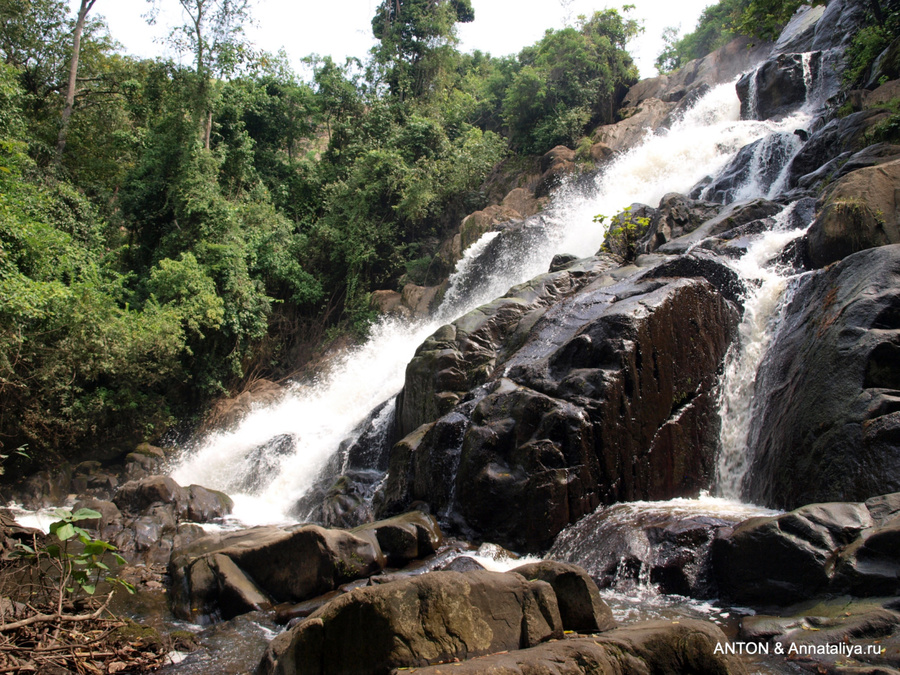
{"left": 833, "top": 516, "right": 900, "bottom": 597}
{"left": 788, "top": 110, "right": 892, "bottom": 189}
{"left": 622, "top": 36, "right": 771, "bottom": 108}
{"left": 170, "top": 524, "right": 384, "bottom": 624}
{"left": 352, "top": 511, "right": 442, "bottom": 568}
{"left": 633, "top": 193, "right": 719, "bottom": 255}
{"left": 807, "top": 159, "right": 900, "bottom": 268}
{"left": 639, "top": 249, "right": 747, "bottom": 309}
{"left": 740, "top": 597, "right": 900, "bottom": 672}
{"left": 811, "top": 0, "right": 869, "bottom": 52}
{"left": 439, "top": 555, "right": 486, "bottom": 572}
{"left": 388, "top": 620, "right": 748, "bottom": 675}
{"left": 701, "top": 133, "right": 800, "bottom": 204}
{"left": 713, "top": 502, "right": 875, "bottom": 604}
{"left": 257, "top": 569, "right": 565, "bottom": 675}
{"left": 550, "top": 503, "right": 737, "bottom": 599}
{"left": 294, "top": 401, "right": 397, "bottom": 529}
{"left": 235, "top": 434, "right": 297, "bottom": 494}
{"left": 395, "top": 256, "right": 619, "bottom": 439}
{"left": 743, "top": 246, "right": 900, "bottom": 509}
{"left": 511, "top": 560, "right": 616, "bottom": 633}
{"left": 382, "top": 255, "right": 740, "bottom": 551}
{"left": 737, "top": 52, "right": 822, "bottom": 121}
{"left": 651, "top": 199, "right": 784, "bottom": 256}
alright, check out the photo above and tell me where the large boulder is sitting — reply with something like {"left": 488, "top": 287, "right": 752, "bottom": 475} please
{"left": 510, "top": 560, "right": 616, "bottom": 633}
{"left": 736, "top": 52, "right": 823, "bottom": 121}
{"left": 169, "top": 524, "right": 383, "bottom": 624}
{"left": 381, "top": 254, "right": 741, "bottom": 551}
{"left": 700, "top": 133, "right": 801, "bottom": 204}
{"left": 384, "top": 620, "right": 748, "bottom": 675}
{"left": 633, "top": 193, "right": 722, "bottom": 254}
{"left": 714, "top": 495, "right": 900, "bottom": 604}
{"left": 787, "top": 109, "right": 891, "bottom": 189}
{"left": 592, "top": 98, "right": 675, "bottom": 154}
{"left": 258, "top": 570, "right": 565, "bottom": 675}
{"left": 351, "top": 511, "right": 442, "bottom": 568}
{"left": 807, "top": 159, "right": 900, "bottom": 268}
{"left": 622, "top": 37, "right": 771, "bottom": 108}
{"left": 713, "top": 502, "right": 875, "bottom": 604}
{"left": 549, "top": 502, "right": 745, "bottom": 599}
{"left": 743, "top": 245, "right": 900, "bottom": 509}
{"left": 395, "top": 256, "right": 619, "bottom": 439}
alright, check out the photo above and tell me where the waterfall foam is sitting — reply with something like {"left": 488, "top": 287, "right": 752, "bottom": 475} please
{"left": 169, "top": 75, "right": 818, "bottom": 527}
{"left": 714, "top": 205, "right": 813, "bottom": 499}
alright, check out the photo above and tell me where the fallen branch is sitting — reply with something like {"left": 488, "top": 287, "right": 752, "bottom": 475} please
{"left": 0, "top": 592, "right": 113, "bottom": 633}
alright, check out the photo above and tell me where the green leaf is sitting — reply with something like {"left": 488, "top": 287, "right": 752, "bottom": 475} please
{"left": 54, "top": 523, "right": 76, "bottom": 541}
{"left": 70, "top": 508, "right": 102, "bottom": 521}
{"left": 80, "top": 583, "right": 96, "bottom": 595}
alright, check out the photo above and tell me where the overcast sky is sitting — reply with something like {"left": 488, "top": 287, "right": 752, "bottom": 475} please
{"left": 75, "top": 0, "right": 715, "bottom": 80}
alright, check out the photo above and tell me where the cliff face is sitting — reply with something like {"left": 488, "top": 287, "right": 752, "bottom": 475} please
{"left": 364, "top": 0, "right": 900, "bottom": 550}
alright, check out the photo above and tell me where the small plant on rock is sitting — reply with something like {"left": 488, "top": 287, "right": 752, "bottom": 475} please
{"left": 597, "top": 206, "right": 652, "bottom": 261}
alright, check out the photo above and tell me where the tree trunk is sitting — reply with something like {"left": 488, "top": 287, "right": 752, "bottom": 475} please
{"left": 56, "top": 0, "right": 96, "bottom": 162}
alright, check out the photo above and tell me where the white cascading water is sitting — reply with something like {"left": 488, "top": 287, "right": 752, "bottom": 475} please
{"left": 171, "top": 62, "right": 819, "bottom": 527}
{"left": 714, "top": 206, "right": 811, "bottom": 499}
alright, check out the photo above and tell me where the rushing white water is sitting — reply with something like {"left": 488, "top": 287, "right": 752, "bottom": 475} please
{"left": 170, "top": 74, "right": 817, "bottom": 526}
{"left": 714, "top": 206, "right": 812, "bottom": 499}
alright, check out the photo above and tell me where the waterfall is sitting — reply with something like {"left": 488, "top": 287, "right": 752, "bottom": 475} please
{"left": 169, "top": 75, "right": 817, "bottom": 527}
{"left": 714, "top": 205, "right": 812, "bottom": 499}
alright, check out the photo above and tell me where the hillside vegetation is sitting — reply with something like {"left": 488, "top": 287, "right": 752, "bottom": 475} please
{"left": 0, "top": 0, "right": 640, "bottom": 468}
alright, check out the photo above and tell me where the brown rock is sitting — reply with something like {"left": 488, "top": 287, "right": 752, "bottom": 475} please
{"left": 258, "top": 570, "right": 564, "bottom": 675}
{"left": 169, "top": 524, "right": 384, "bottom": 623}
{"left": 501, "top": 187, "right": 540, "bottom": 219}
{"left": 400, "top": 619, "right": 747, "bottom": 675}
{"left": 808, "top": 159, "right": 900, "bottom": 268}
{"left": 400, "top": 283, "right": 441, "bottom": 318}
{"left": 370, "top": 290, "right": 403, "bottom": 315}
{"left": 592, "top": 98, "right": 675, "bottom": 154}
{"left": 511, "top": 560, "right": 616, "bottom": 633}
{"left": 202, "top": 379, "right": 285, "bottom": 432}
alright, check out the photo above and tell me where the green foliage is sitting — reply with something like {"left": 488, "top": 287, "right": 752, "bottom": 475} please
{"left": 655, "top": 0, "right": 748, "bottom": 73}
{"left": 0, "top": 0, "right": 652, "bottom": 465}
{"left": 597, "top": 206, "right": 651, "bottom": 260}
{"left": 502, "top": 8, "right": 641, "bottom": 153}
{"left": 371, "top": 0, "right": 474, "bottom": 100}
{"left": 732, "top": 0, "right": 819, "bottom": 41}
{"left": 15, "top": 507, "right": 134, "bottom": 598}
{"left": 843, "top": 0, "right": 900, "bottom": 87}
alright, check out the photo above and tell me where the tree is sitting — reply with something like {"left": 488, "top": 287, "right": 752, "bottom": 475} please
{"left": 371, "top": 0, "right": 474, "bottom": 100}
{"left": 147, "top": 0, "right": 255, "bottom": 148}
{"left": 502, "top": 8, "right": 641, "bottom": 153}
{"left": 56, "top": 0, "right": 97, "bottom": 161}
